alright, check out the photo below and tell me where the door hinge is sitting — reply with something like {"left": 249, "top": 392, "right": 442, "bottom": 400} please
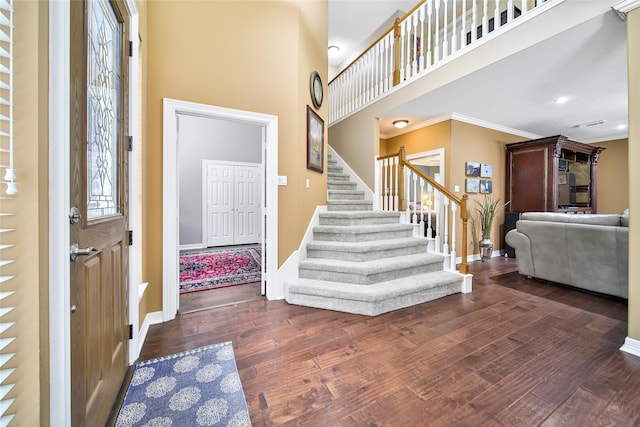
{"left": 128, "top": 135, "right": 133, "bottom": 152}
{"left": 128, "top": 324, "right": 133, "bottom": 340}
{"left": 128, "top": 40, "right": 133, "bottom": 57}
{"left": 128, "top": 230, "right": 133, "bottom": 246}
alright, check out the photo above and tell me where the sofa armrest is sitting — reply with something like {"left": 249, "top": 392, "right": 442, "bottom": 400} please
{"left": 505, "top": 229, "right": 535, "bottom": 276}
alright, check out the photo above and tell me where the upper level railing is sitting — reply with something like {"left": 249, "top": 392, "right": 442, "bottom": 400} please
{"left": 375, "top": 147, "right": 470, "bottom": 275}
{"left": 329, "top": 0, "right": 556, "bottom": 124}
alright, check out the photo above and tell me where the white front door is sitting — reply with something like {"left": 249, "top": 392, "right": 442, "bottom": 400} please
{"left": 204, "top": 160, "right": 260, "bottom": 247}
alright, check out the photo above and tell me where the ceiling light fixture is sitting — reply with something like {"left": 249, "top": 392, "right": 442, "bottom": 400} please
{"left": 393, "top": 119, "right": 409, "bottom": 129}
{"left": 553, "top": 97, "right": 569, "bottom": 104}
{"left": 328, "top": 45, "right": 340, "bottom": 54}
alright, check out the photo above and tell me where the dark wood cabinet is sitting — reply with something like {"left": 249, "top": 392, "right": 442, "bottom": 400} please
{"left": 505, "top": 135, "right": 604, "bottom": 214}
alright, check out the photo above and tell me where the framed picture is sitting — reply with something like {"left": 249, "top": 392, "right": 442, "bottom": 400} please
{"left": 558, "top": 173, "right": 568, "bottom": 185}
{"left": 466, "top": 178, "right": 479, "bottom": 193}
{"left": 306, "top": 105, "right": 324, "bottom": 173}
{"left": 480, "top": 164, "right": 493, "bottom": 178}
{"left": 465, "top": 161, "right": 480, "bottom": 177}
{"left": 480, "top": 179, "right": 493, "bottom": 193}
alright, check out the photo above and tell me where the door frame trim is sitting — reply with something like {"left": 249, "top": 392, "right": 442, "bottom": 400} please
{"left": 162, "top": 98, "right": 278, "bottom": 320}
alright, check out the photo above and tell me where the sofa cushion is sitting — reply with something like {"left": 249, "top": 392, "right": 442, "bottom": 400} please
{"left": 621, "top": 215, "right": 629, "bottom": 227}
{"left": 520, "top": 212, "right": 622, "bottom": 226}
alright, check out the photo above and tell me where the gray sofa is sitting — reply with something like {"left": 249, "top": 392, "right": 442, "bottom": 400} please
{"left": 505, "top": 212, "right": 629, "bottom": 299}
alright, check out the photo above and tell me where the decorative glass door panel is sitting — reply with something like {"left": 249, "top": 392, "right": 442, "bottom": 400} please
{"left": 87, "top": 0, "right": 121, "bottom": 219}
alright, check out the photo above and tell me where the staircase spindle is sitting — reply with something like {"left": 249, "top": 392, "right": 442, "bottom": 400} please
{"left": 443, "top": 197, "right": 450, "bottom": 258}
{"left": 418, "top": 4, "right": 426, "bottom": 72}
{"left": 482, "top": 0, "right": 489, "bottom": 39}
{"left": 451, "top": 0, "right": 458, "bottom": 53}
{"left": 383, "top": 158, "right": 389, "bottom": 211}
{"left": 443, "top": 0, "right": 449, "bottom": 58}
{"left": 393, "top": 157, "right": 399, "bottom": 211}
{"left": 434, "top": 0, "right": 441, "bottom": 63}
{"left": 450, "top": 202, "right": 457, "bottom": 271}
{"left": 494, "top": 0, "right": 501, "bottom": 31}
{"left": 434, "top": 188, "right": 441, "bottom": 250}
{"left": 419, "top": 179, "right": 425, "bottom": 237}
{"left": 426, "top": 0, "right": 433, "bottom": 67}
{"left": 461, "top": 0, "right": 467, "bottom": 48}
{"left": 405, "top": 166, "right": 411, "bottom": 223}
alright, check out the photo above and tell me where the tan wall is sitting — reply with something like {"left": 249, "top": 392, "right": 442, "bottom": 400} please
{"left": 382, "top": 121, "right": 452, "bottom": 184}
{"left": 627, "top": 8, "right": 639, "bottom": 341}
{"left": 142, "top": 1, "right": 327, "bottom": 312}
{"left": 451, "top": 121, "right": 523, "bottom": 255}
{"left": 0, "top": 1, "right": 47, "bottom": 424}
{"left": 596, "top": 138, "right": 629, "bottom": 215}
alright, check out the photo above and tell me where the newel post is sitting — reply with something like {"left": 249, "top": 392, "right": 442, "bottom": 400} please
{"left": 459, "top": 194, "right": 470, "bottom": 274}
{"left": 393, "top": 18, "right": 401, "bottom": 86}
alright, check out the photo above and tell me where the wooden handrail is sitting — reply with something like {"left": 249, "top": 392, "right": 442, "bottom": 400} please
{"left": 329, "top": 0, "right": 427, "bottom": 86}
{"left": 380, "top": 146, "right": 469, "bottom": 275}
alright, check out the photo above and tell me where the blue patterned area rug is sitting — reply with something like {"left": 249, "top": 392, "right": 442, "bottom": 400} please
{"left": 116, "top": 342, "right": 251, "bottom": 426}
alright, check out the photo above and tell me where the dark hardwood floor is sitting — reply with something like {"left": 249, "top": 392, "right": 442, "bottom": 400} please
{"left": 179, "top": 282, "right": 263, "bottom": 314}
{"left": 139, "top": 257, "right": 639, "bottom": 426}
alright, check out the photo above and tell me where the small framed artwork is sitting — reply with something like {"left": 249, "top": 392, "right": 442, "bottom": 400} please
{"left": 465, "top": 162, "right": 480, "bottom": 177}
{"left": 306, "top": 105, "right": 324, "bottom": 173}
{"left": 480, "top": 179, "right": 493, "bottom": 193}
{"left": 466, "top": 178, "right": 479, "bottom": 193}
{"left": 480, "top": 164, "right": 493, "bottom": 178}
{"left": 558, "top": 173, "right": 568, "bottom": 185}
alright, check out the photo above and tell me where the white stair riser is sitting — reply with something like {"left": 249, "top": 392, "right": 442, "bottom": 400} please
{"left": 299, "top": 260, "right": 443, "bottom": 284}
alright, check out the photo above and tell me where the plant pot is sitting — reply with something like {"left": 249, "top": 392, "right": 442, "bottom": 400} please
{"left": 479, "top": 236, "right": 493, "bottom": 261}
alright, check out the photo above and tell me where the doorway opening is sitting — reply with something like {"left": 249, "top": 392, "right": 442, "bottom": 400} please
{"left": 162, "top": 98, "right": 279, "bottom": 321}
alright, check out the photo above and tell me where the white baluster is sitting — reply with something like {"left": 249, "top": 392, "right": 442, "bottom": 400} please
{"left": 521, "top": 0, "right": 528, "bottom": 14}
{"left": 426, "top": 183, "right": 434, "bottom": 252}
{"left": 412, "top": 172, "right": 418, "bottom": 235}
{"left": 434, "top": 0, "right": 440, "bottom": 63}
{"left": 405, "top": 18, "right": 412, "bottom": 80}
{"left": 461, "top": 0, "right": 467, "bottom": 47}
{"left": 412, "top": 14, "right": 419, "bottom": 76}
{"left": 508, "top": 0, "right": 514, "bottom": 22}
{"left": 494, "top": 0, "right": 500, "bottom": 32}
{"left": 374, "top": 158, "right": 381, "bottom": 211}
{"left": 443, "top": 197, "right": 450, "bottom": 258}
{"left": 482, "top": 0, "right": 489, "bottom": 39}
{"left": 450, "top": 202, "right": 457, "bottom": 271}
{"left": 393, "top": 157, "right": 399, "bottom": 211}
{"left": 425, "top": 1, "right": 433, "bottom": 67}
{"left": 399, "top": 20, "right": 406, "bottom": 81}
{"left": 385, "top": 33, "right": 391, "bottom": 92}
{"left": 434, "top": 189, "right": 441, "bottom": 251}
{"left": 472, "top": 0, "right": 477, "bottom": 43}
{"left": 405, "top": 166, "right": 411, "bottom": 223}
{"left": 419, "top": 178, "right": 425, "bottom": 237}
{"left": 419, "top": 4, "right": 426, "bottom": 72}
{"left": 443, "top": 0, "right": 449, "bottom": 58}
{"left": 383, "top": 158, "right": 389, "bottom": 211}
{"left": 451, "top": 0, "right": 458, "bottom": 53}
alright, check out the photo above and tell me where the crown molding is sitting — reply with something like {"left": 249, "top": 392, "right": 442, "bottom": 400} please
{"left": 612, "top": 0, "right": 640, "bottom": 20}
{"left": 380, "top": 113, "right": 542, "bottom": 140}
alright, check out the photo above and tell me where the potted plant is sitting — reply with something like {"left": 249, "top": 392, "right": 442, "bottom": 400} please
{"left": 474, "top": 195, "right": 510, "bottom": 261}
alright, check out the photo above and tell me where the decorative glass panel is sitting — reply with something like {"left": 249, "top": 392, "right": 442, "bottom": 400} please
{"left": 87, "top": 0, "right": 121, "bottom": 219}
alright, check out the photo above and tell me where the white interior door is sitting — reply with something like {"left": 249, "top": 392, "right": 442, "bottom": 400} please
{"left": 205, "top": 162, "right": 234, "bottom": 246}
{"left": 204, "top": 160, "right": 260, "bottom": 247}
{"left": 234, "top": 165, "right": 260, "bottom": 244}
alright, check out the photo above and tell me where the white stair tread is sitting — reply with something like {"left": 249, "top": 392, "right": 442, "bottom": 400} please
{"left": 299, "top": 252, "right": 443, "bottom": 274}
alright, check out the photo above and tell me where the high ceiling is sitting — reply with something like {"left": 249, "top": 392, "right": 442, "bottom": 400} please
{"left": 328, "top": 1, "right": 629, "bottom": 144}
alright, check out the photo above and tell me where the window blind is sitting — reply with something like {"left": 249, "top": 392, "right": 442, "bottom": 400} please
{"left": 0, "top": 0, "right": 15, "bottom": 424}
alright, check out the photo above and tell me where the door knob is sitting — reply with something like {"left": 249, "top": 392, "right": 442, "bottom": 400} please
{"left": 70, "top": 243, "right": 96, "bottom": 262}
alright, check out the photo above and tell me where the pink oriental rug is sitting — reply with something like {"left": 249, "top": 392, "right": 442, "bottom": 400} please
{"left": 179, "top": 246, "right": 261, "bottom": 294}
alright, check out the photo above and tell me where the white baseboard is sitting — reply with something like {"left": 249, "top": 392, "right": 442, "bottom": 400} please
{"left": 137, "top": 310, "right": 164, "bottom": 356}
{"left": 179, "top": 243, "right": 206, "bottom": 251}
{"left": 620, "top": 337, "right": 640, "bottom": 358}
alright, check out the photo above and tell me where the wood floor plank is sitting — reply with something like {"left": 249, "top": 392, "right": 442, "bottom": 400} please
{"left": 133, "top": 257, "right": 637, "bottom": 426}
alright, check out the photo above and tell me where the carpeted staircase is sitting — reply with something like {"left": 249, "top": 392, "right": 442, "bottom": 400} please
{"left": 285, "top": 154, "right": 464, "bottom": 316}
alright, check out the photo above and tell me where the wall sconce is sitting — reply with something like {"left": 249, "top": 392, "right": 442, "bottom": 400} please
{"left": 393, "top": 120, "right": 409, "bottom": 129}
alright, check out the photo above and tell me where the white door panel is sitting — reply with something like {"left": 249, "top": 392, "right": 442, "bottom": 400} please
{"left": 204, "top": 161, "right": 260, "bottom": 246}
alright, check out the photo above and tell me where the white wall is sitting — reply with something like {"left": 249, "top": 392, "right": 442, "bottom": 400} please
{"left": 178, "top": 114, "right": 262, "bottom": 245}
